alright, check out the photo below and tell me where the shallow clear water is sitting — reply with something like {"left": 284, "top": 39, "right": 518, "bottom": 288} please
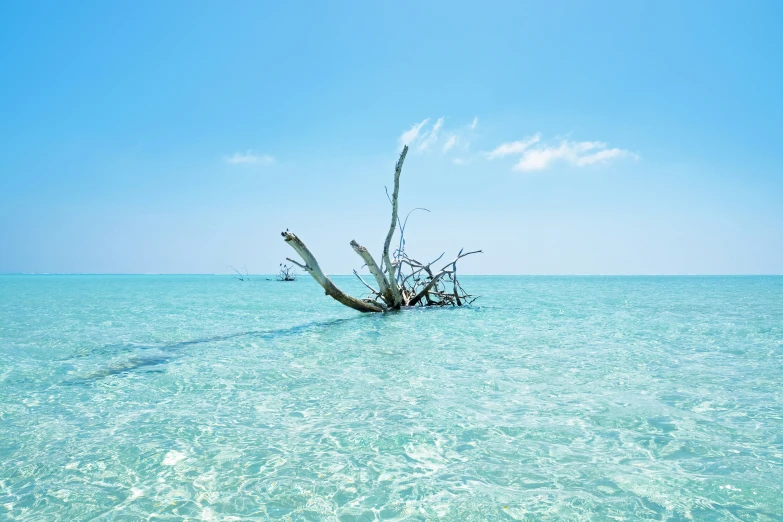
{"left": 1, "top": 275, "right": 782, "bottom": 520}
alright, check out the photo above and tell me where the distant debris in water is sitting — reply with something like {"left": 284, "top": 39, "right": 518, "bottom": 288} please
{"left": 229, "top": 264, "right": 250, "bottom": 281}
{"left": 277, "top": 262, "right": 297, "bottom": 282}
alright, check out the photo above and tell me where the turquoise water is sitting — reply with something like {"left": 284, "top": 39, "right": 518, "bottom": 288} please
{"left": 1, "top": 275, "right": 782, "bottom": 520}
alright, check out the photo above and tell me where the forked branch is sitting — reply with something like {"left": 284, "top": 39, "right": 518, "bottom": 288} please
{"left": 281, "top": 232, "right": 384, "bottom": 313}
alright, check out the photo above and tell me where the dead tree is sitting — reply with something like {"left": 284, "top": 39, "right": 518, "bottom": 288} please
{"left": 281, "top": 145, "right": 481, "bottom": 312}
{"left": 276, "top": 263, "right": 297, "bottom": 282}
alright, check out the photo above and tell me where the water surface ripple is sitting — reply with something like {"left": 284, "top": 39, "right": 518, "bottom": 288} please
{"left": 1, "top": 275, "right": 782, "bottom": 520}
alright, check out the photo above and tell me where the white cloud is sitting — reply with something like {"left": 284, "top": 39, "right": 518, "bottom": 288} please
{"left": 225, "top": 150, "right": 275, "bottom": 165}
{"left": 486, "top": 133, "right": 542, "bottom": 159}
{"left": 575, "top": 148, "right": 632, "bottom": 166}
{"left": 452, "top": 157, "right": 466, "bottom": 165}
{"left": 398, "top": 118, "right": 430, "bottom": 148}
{"left": 417, "top": 117, "right": 444, "bottom": 151}
{"left": 487, "top": 133, "right": 636, "bottom": 171}
{"left": 398, "top": 116, "right": 478, "bottom": 155}
{"left": 443, "top": 135, "right": 457, "bottom": 152}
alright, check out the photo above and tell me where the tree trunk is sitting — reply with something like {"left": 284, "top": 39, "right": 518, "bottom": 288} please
{"left": 381, "top": 146, "right": 408, "bottom": 308}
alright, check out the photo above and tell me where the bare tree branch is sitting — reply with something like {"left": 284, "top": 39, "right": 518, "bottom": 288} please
{"left": 282, "top": 231, "right": 384, "bottom": 312}
{"left": 228, "top": 265, "right": 245, "bottom": 281}
{"left": 408, "top": 271, "right": 447, "bottom": 306}
{"left": 285, "top": 258, "right": 308, "bottom": 271}
{"left": 352, "top": 269, "right": 381, "bottom": 297}
{"left": 394, "top": 207, "right": 430, "bottom": 284}
{"left": 350, "top": 240, "right": 392, "bottom": 303}
{"left": 381, "top": 145, "right": 408, "bottom": 307}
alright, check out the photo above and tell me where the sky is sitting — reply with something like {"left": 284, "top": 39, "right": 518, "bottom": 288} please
{"left": 1, "top": 1, "right": 782, "bottom": 275}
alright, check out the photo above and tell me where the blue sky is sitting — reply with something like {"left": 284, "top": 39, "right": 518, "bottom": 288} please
{"left": 1, "top": 1, "right": 782, "bottom": 274}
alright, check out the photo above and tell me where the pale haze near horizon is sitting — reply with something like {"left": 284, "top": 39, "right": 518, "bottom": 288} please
{"left": 1, "top": 2, "right": 782, "bottom": 275}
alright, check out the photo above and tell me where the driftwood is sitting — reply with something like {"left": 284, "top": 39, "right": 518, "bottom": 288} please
{"left": 281, "top": 145, "right": 480, "bottom": 312}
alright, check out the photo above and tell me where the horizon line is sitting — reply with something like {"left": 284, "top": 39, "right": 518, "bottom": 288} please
{"left": 1, "top": 273, "right": 782, "bottom": 277}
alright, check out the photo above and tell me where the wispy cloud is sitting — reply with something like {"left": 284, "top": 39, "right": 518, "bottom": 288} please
{"left": 573, "top": 147, "right": 632, "bottom": 166}
{"left": 398, "top": 118, "right": 430, "bottom": 148}
{"left": 443, "top": 135, "right": 457, "bottom": 153}
{"left": 486, "top": 133, "right": 542, "bottom": 159}
{"left": 224, "top": 150, "right": 275, "bottom": 165}
{"left": 417, "top": 117, "right": 444, "bottom": 151}
{"left": 399, "top": 118, "right": 635, "bottom": 171}
{"left": 398, "top": 116, "right": 478, "bottom": 155}
{"left": 487, "top": 133, "right": 637, "bottom": 171}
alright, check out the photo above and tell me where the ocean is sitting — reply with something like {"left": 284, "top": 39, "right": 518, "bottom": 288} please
{"left": 1, "top": 275, "right": 781, "bottom": 520}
